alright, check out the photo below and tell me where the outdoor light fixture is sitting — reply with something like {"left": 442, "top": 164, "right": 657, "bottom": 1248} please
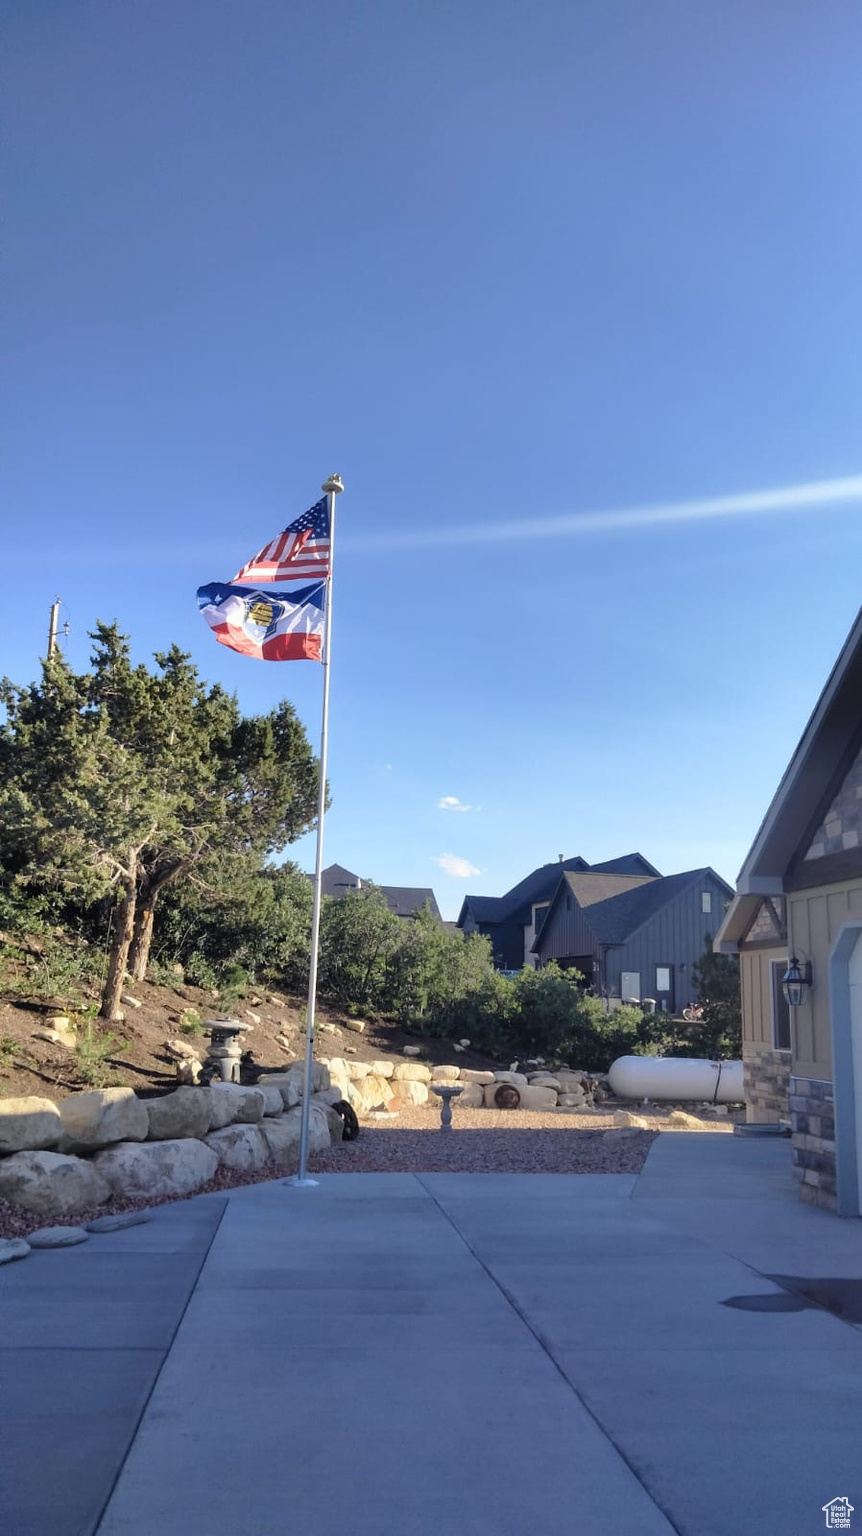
{"left": 781, "top": 955, "right": 813, "bottom": 1008}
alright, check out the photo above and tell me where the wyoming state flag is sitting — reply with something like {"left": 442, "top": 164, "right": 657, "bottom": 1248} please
{"left": 196, "top": 580, "right": 325, "bottom": 661}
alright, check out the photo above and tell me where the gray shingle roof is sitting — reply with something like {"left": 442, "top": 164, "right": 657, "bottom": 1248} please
{"left": 577, "top": 869, "right": 711, "bottom": 944}
{"left": 563, "top": 872, "right": 656, "bottom": 909}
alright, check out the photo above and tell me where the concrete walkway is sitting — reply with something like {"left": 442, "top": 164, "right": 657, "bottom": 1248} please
{"left": 3, "top": 1135, "right": 862, "bottom": 1536}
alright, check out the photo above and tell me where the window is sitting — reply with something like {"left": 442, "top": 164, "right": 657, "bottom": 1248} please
{"left": 533, "top": 903, "right": 549, "bottom": 931}
{"left": 770, "top": 960, "right": 791, "bottom": 1052}
{"left": 656, "top": 966, "right": 671, "bottom": 993}
{"left": 702, "top": 892, "right": 712, "bottom": 914}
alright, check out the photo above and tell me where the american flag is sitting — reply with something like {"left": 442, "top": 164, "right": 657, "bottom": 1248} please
{"left": 231, "top": 498, "right": 331, "bottom": 584}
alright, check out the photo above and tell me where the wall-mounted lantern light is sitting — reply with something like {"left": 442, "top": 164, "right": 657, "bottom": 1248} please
{"left": 782, "top": 955, "right": 813, "bottom": 1008}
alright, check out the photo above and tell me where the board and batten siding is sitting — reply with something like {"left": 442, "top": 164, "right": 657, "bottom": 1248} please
{"left": 602, "top": 872, "right": 730, "bottom": 1010}
{"left": 787, "top": 877, "right": 862, "bottom": 1079}
{"left": 536, "top": 894, "right": 600, "bottom": 966}
{"left": 739, "top": 948, "right": 786, "bottom": 1048}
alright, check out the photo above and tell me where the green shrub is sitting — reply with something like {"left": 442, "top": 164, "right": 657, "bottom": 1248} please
{"left": 74, "top": 1021, "right": 126, "bottom": 1088}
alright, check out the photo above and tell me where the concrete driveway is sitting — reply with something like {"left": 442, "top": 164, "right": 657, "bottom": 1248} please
{"left": 3, "top": 1134, "right": 861, "bottom": 1536}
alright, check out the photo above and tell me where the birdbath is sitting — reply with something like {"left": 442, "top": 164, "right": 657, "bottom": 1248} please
{"left": 430, "top": 1083, "right": 463, "bottom": 1132}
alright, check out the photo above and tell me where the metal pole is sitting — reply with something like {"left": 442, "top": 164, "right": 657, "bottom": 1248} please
{"left": 47, "top": 600, "right": 60, "bottom": 659}
{"left": 289, "top": 473, "right": 343, "bottom": 1188}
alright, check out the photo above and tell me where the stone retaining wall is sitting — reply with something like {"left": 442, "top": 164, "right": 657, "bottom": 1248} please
{"left": 319, "top": 1058, "right": 603, "bottom": 1114}
{"left": 788, "top": 1075, "right": 837, "bottom": 1211}
{"left": 0, "top": 1062, "right": 343, "bottom": 1219}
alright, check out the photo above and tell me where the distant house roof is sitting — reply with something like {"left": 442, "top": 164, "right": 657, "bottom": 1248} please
{"left": 457, "top": 854, "right": 662, "bottom": 931}
{"left": 564, "top": 872, "right": 656, "bottom": 910}
{"left": 315, "top": 864, "right": 442, "bottom": 922}
{"left": 534, "top": 867, "right": 733, "bottom": 952}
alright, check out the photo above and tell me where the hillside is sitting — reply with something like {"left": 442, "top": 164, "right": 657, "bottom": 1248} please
{"left": 0, "top": 934, "right": 503, "bottom": 1105}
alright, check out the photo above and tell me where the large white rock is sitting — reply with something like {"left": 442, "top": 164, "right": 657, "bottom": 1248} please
{"left": 492, "top": 1071, "right": 528, "bottom": 1086}
{"left": 517, "top": 1084, "right": 558, "bottom": 1110}
{"left": 207, "top": 1084, "right": 265, "bottom": 1129}
{"left": 61, "top": 1088, "right": 148, "bottom": 1150}
{"left": 392, "top": 1080, "right": 429, "bottom": 1107}
{"left": 392, "top": 1062, "right": 432, "bottom": 1083}
{"left": 93, "top": 1138, "right": 218, "bottom": 1198}
{"left": 403, "top": 1045, "right": 422, "bottom": 1057}
{"left": 257, "top": 1085, "right": 285, "bottom": 1117}
{"left": 556, "top": 1070, "right": 590, "bottom": 1094}
{"left": 146, "top": 1087, "right": 210, "bottom": 1142}
{"left": 613, "top": 1109, "right": 650, "bottom": 1129}
{"left": 259, "top": 1074, "right": 302, "bottom": 1111}
{"left": 527, "top": 1074, "right": 561, "bottom": 1090}
{"left": 260, "top": 1106, "right": 330, "bottom": 1166}
{"left": 259, "top": 1112, "right": 301, "bottom": 1166}
{"left": 345, "top": 1060, "right": 372, "bottom": 1080}
{"left": 460, "top": 1069, "right": 495, "bottom": 1085}
{"left": 430, "top": 1065, "right": 461, "bottom": 1081}
{"left": 0, "top": 1096, "right": 63, "bottom": 1154}
{"left": 313, "top": 1087, "right": 342, "bottom": 1107}
{"left": 452, "top": 1080, "right": 483, "bottom": 1108}
{"left": 323, "top": 1057, "right": 350, "bottom": 1081}
{"left": 356, "top": 1074, "right": 395, "bottom": 1110}
{"left": 287, "top": 1061, "right": 330, "bottom": 1091}
{"left": 0, "top": 1149, "right": 111, "bottom": 1214}
{"left": 320, "top": 1104, "right": 345, "bottom": 1144}
{"left": 369, "top": 1060, "right": 394, "bottom": 1078}
{"left": 204, "top": 1123, "right": 270, "bottom": 1172}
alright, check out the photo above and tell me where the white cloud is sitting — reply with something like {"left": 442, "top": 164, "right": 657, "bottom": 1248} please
{"left": 433, "top": 853, "right": 481, "bottom": 878}
{"left": 437, "top": 795, "right": 473, "bottom": 812}
{"left": 359, "top": 474, "right": 862, "bottom": 551}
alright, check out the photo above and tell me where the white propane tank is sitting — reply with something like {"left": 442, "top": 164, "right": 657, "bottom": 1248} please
{"left": 607, "top": 1055, "right": 743, "bottom": 1104}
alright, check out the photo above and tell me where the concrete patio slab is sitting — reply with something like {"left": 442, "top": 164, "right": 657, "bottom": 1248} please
{"left": 3, "top": 1137, "right": 861, "bottom": 1536}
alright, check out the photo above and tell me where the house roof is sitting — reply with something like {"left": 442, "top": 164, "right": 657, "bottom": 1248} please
{"left": 316, "top": 864, "right": 441, "bottom": 921}
{"left": 379, "top": 886, "right": 442, "bottom": 921}
{"left": 716, "top": 604, "right": 862, "bottom": 950}
{"left": 535, "top": 867, "right": 732, "bottom": 951}
{"left": 590, "top": 853, "right": 663, "bottom": 878}
{"left": 457, "top": 853, "right": 660, "bottom": 929}
{"left": 564, "top": 872, "right": 656, "bottom": 909}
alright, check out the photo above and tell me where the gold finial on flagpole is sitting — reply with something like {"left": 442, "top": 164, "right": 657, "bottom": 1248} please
{"left": 322, "top": 473, "right": 344, "bottom": 495}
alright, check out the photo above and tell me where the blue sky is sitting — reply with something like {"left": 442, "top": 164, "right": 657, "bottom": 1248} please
{"left": 4, "top": 1, "right": 862, "bottom": 918}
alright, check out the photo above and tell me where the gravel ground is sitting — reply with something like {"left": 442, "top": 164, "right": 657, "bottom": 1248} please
{"left": 0, "top": 1105, "right": 734, "bottom": 1239}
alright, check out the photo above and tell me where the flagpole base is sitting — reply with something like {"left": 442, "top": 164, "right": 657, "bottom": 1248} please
{"left": 285, "top": 1175, "right": 320, "bottom": 1189}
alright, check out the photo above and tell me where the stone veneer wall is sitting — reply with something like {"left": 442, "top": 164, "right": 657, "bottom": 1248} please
{"left": 789, "top": 1076, "right": 836, "bottom": 1210}
{"left": 742, "top": 1043, "right": 790, "bottom": 1125}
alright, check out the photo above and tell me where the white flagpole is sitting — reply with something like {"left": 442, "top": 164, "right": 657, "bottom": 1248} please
{"left": 290, "top": 472, "right": 344, "bottom": 1187}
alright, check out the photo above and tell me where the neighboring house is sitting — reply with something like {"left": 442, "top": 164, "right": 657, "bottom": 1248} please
{"left": 458, "top": 852, "right": 663, "bottom": 973}
{"left": 716, "top": 604, "right": 862, "bottom": 1216}
{"left": 533, "top": 867, "right": 733, "bottom": 1012}
{"left": 314, "top": 863, "right": 442, "bottom": 921}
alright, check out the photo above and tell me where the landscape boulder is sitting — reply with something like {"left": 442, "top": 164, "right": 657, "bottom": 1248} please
{"left": 146, "top": 1087, "right": 211, "bottom": 1142}
{"left": 60, "top": 1088, "right": 148, "bottom": 1151}
{"left": 460, "top": 1069, "right": 495, "bottom": 1085}
{"left": 430, "top": 1065, "right": 461, "bottom": 1081}
{"left": 356, "top": 1074, "right": 395, "bottom": 1110}
{"left": 0, "top": 1149, "right": 110, "bottom": 1215}
{"left": 492, "top": 1071, "right": 528, "bottom": 1086}
{"left": 208, "top": 1083, "right": 265, "bottom": 1129}
{"left": 451, "top": 1080, "right": 483, "bottom": 1108}
{"left": 0, "top": 1096, "right": 63, "bottom": 1155}
{"left": 258, "top": 1085, "right": 285, "bottom": 1117}
{"left": 666, "top": 1109, "right": 704, "bottom": 1129}
{"left": 557, "top": 1093, "right": 586, "bottom": 1108}
{"left": 345, "top": 1060, "right": 372, "bottom": 1080}
{"left": 612, "top": 1110, "right": 651, "bottom": 1129}
{"left": 369, "top": 1060, "right": 394, "bottom": 1078}
{"left": 260, "top": 1105, "right": 331, "bottom": 1165}
{"left": 313, "top": 1087, "right": 342, "bottom": 1107}
{"left": 259, "top": 1074, "right": 302, "bottom": 1111}
{"left": 392, "top": 1080, "right": 428, "bottom": 1108}
{"left": 527, "top": 1074, "right": 561, "bottom": 1090}
{"left": 392, "top": 1062, "right": 432, "bottom": 1083}
{"left": 517, "top": 1084, "right": 559, "bottom": 1110}
{"left": 204, "top": 1123, "right": 270, "bottom": 1173}
{"left": 93, "top": 1138, "right": 218, "bottom": 1199}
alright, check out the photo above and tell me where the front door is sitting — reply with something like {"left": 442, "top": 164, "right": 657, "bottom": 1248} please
{"left": 655, "top": 964, "right": 674, "bottom": 1013}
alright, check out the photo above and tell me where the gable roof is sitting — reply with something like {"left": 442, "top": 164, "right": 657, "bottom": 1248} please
{"left": 564, "top": 872, "right": 656, "bottom": 909}
{"left": 317, "top": 864, "right": 441, "bottom": 921}
{"left": 535, "top": 867, "right": 732, "bottom": 951}
{"left": 590, "top": 853, "right": 663, "bottom": 878}
{"left": 379, "top": 886, "right": 441, "bottom": 921}
{"left": 716, "top": 604, "right": 862, "bottom": 949}
{"left": 457, "top": 853, "right": 661, "bottom": 930}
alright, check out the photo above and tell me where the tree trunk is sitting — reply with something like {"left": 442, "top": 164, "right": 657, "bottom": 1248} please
{"left": 129, "top": 898, "right": 156, "bottom": 982}
{"left": 101, "top": 878, "right": 137, "bottom": 1020}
